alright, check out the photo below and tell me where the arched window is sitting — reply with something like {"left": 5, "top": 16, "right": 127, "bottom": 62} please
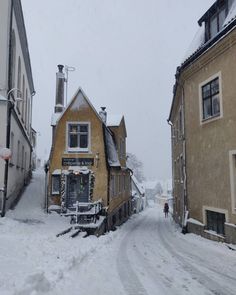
{"left": 9, "top": 30, "right": 16, "bottom": 91}
{"left": 16, "top": 57, "right": 21, "bottom": 110}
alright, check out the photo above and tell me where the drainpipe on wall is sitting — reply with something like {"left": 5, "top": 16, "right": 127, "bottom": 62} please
{"left": 2, "top": 0, "right": 14, "bottom": 217}
{"left": 180, "top": 83, "right": 188, "bottom": 234}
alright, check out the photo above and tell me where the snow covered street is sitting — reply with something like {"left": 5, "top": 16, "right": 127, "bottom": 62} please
{"left": 0, "top": 170, "right": 236, "bottom": 295}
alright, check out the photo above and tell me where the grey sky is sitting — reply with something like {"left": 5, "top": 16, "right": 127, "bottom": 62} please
{"left": 21, "top": 0, "right": 214, "bottom": 180}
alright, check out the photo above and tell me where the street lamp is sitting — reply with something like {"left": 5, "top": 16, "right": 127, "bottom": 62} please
{"left": 0, "top": 88, "right": 22, "bottom": 217}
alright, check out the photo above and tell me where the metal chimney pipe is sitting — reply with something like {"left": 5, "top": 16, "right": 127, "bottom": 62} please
{"left": 99, "top": 107, "right": 107, "bottom": 123}
{"left": 55, "top": 64, "right": 65, "bottom": 113}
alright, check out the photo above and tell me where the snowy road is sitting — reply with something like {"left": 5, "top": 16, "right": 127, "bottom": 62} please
{"left": 1, "top": 170, "right": 236, "bottom": 295}
{"left": 52, "top": 206, "right": 236, "bottom": 295}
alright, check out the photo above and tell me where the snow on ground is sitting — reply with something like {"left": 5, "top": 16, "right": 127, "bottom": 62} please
{"left": 0, "top": 169, "right": 236, "bottom": 295}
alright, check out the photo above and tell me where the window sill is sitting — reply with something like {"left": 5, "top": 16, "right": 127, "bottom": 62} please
{"left": 201, "top": 114, "right": 221, "bottom": 124}
{"left": 67, "top": 149, "right": 90, "bottom": 153}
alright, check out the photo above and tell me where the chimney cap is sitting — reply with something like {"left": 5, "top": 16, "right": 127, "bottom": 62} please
{"left": 57, "top": 64, "right": 64, "bottom": 72}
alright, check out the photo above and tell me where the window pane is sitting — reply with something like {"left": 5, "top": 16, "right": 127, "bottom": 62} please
{"left": 210, "top": 15, "right": 218, "bottom": 38}
{"left": 203, "top": 98, "right": 212, "bottom": 119}
{"left": 212, "top": 95, "right": 220, "bottom": 116}
{"left": 70, "top": 125, "right": 78, "bottom": 133}
{"left": 70, "top": 134, "right": 78, "bottom": 147}
{"left": 202, "top": 84, "right": 211, "bottom": 98}
{"left": 219, "top": 7, "right": 226, "bottom": 29}
{"left": 80, "top": 134, "right": 88, "bottom": 148}
{"left": 52, "top": 176, "right": 60, "bottom": 193}
{"left": 211, "top": 78, "right": 219, "bottom": 95}
{"left": 79, "top": 125, "right": 88, "bottom": 132}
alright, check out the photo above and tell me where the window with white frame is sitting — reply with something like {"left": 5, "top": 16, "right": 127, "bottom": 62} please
{"left": 52, "top": 175, "right": 60, "bottom": 194}
{"left": 201, "top": 77, "right": 220, "bottom": 120}
{"left": 67, "top": 122, "right": 90, "bottom": 152}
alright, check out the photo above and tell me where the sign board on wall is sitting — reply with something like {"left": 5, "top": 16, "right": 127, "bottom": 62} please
{"left": 62, "top": 157, "right": 94, "bottom": 166}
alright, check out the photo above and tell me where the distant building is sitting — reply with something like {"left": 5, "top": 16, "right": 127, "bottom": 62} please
{"left": 0, "top": 0, "right": 35, "bottom": 216}
{"left": 46, "top": 66, "right": 132, "bottom": 234}
{"left": 144, "top": 180, "right": 162, "bottom": 200}
{"left": 131, "top": 174, "right": 146, "bottom": 213}
{"left": 168, "top": 0, "right": 236, "bottom": 243}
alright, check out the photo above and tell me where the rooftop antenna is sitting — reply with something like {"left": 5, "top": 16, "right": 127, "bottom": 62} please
{"left": 65, "top": 65, "right": 76, "bottom": 106}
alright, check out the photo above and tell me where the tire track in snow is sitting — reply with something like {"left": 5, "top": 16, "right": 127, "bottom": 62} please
{"left": 116, "top": 221, "right": 149, "bottom": 295}
{"left": 157, "top": 218, "right": 236, "bottom": 295}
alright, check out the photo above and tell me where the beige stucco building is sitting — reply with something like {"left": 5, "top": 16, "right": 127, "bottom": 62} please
{"left": 168, "top": 0, "right": 236, "bottom": 243}
{"left": 47, "top": 66, "right": 131, "bottom": 234}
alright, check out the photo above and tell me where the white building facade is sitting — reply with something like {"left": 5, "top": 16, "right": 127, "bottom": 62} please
{"left": 0, "top": 0, "right": 35, "bottom": 216}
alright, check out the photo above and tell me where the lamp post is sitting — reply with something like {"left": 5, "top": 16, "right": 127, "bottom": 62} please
{"left": 1, "top": 88, "right": 22, "bottom": 217}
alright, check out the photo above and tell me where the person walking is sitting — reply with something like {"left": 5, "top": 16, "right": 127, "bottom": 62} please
{"left": 164, "top": 202, "right": 169, "bottom": 218}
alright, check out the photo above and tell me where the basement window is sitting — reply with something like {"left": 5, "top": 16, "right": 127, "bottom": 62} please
{"left": 206, "top": 210, "right": 225, "bottom": 235}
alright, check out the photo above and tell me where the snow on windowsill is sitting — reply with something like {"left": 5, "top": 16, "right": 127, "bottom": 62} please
{"left": 187, "top": 218, "right": 204, "bottom": 226}
{"left": 225, "top": 222, "right": 236, "bottom": 228}
{"left": 204, "top": 230, "right": 225, "bottom": 239}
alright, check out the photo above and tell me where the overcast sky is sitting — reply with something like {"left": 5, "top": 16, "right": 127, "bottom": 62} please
{"left": 21, "top": 0, "right": 215, "bottom": 181}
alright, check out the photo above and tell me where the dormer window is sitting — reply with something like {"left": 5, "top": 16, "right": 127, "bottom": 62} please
{"left": 206, "top": 3, "right": 227, "bottom": 41}
{"left": 198, "top": 0, "right": 230, "bottom": 42}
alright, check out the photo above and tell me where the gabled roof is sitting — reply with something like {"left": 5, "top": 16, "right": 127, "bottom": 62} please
{"left": 51, "top": 87, "right": 121, "bottom": 168}
{"left": 131, "top": 175, "right": 145, "bottom": 195}
{"left": 107, "top": 115, "right": 127, "bottom": 138}
{"left": 107, "top": 114, "right": 123, "bottom": 127}
{"left": 51, "top": 87, "right": 104, "bottom": 126}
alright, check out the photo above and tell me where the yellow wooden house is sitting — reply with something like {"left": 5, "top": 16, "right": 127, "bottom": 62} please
{"left": 47, "top": 67, "right": 131, "bottom": 234}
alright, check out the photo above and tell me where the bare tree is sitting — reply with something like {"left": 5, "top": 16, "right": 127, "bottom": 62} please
{"left": 126, "top": 152, "right": 145, "bottom": 182}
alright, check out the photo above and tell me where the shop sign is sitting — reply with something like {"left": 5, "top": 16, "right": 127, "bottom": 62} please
{"left": 62, "top": 157, "right": 94, "bottom": 166}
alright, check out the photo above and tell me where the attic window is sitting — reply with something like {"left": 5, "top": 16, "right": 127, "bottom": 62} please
{"left": 67, "top": 122, "right": 90, "bottom": 152}
{"left": 205, "top": 2, "right": 228, "bottom": 41}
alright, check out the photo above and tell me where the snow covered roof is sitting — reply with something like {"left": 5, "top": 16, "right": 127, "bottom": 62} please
{"left": 131, "top": 175, "right": 145, "bottom": 195}
{"left": 51, "top": 87, "right": 105, "bottom": 127}
{"left": 182, "top": 0, "right": 236, "bottom": 65}
{"left": 106, "top": 114, "right": 123, "bottom": 127}
{"left": 104, "top": 128, "right": 120, "bottom": 167}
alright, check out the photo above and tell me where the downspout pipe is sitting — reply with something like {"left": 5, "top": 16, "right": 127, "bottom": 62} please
{"left": 2, "top": 0, "right": 14, "bottom": 217}
{"left": 177, "top": 81, "right": 188, "bottom": 234}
